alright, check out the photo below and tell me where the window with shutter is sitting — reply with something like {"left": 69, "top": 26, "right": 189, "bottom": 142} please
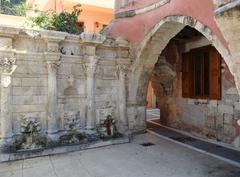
{"left": 182, "top": 46, "right": 221, "bottom": 100}
{"left": 209, "top": 47, "right": 221, "bottom": 99}
{"left": 182, "top": 52, "right": 193, "bottom": 98}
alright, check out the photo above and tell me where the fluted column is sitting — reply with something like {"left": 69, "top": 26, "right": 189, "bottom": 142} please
{"left": 46, "top": 54, "right": 61, "bottom": 137}
{"left": 0, "top": 58, "right": 17, "bottom": 141}
{"left": 42, "top": 32, "right": 65, "bottom": 139}
{"left": 117, "top": 65, "right": 128, "bottom": 132}
{"left": 86, "top": 57, "right": 98, "bottom": 129}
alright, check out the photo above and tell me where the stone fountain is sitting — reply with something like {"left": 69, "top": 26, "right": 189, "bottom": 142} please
{"left": 15, "top": 116, "right": 45, "bottom": 151}
{"left": 59, "top": 112, "right": 88, "bottom": 145}
{"left": 97, "top": 115, "right": 122, "bottom": 140}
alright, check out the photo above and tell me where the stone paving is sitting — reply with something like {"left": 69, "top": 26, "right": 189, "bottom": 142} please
{"left": 146, "top": 109, "right": 160, "bottom": 120}
{"left": 0, "top": 133, "right": 240, "bottom": 177}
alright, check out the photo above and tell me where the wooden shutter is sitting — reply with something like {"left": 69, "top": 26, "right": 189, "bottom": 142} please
{"left": 182, "top": 52, "right": 193, "bottom": 98}
{"left": 209, "top": 47, "right": 221, "bottom": 100}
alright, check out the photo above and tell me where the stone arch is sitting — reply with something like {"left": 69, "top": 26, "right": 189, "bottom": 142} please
{"left": 127, "top": 15, "right": 235, "bottom": 130}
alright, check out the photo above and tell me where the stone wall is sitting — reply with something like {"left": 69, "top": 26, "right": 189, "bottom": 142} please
{"left": 0, "top": 26, "right": 131, "bottom": 151}
{"left": 215, "top": 1, "right": 240, "bottom": 94}
{"left": 0, "top": 0, "right": 240, "bottom": 153}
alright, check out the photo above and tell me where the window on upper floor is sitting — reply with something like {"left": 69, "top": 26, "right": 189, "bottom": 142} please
{"left": 76, "top": 21, "right": 85, "bottom": 32}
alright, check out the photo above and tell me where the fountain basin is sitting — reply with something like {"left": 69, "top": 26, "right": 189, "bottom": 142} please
{"left": 0, "top": 135, "right": 130, "bottom": 162}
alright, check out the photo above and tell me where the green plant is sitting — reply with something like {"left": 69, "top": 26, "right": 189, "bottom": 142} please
{"left": 1, "top": 0, "right": 27, "bottom": 16}
{"left": 29, "top": 4, "right": 83, "bottom": 35}
{"left": 29, "top": 11, "right": 53, "bottom": 29}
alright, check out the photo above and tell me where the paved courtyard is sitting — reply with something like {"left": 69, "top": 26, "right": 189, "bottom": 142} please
{"left": 1, "top": 133, "right": 240, "bottom": 177}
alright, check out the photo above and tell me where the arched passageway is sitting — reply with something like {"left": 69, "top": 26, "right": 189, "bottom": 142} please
{"left": 127, "top": 16, "right": 240, "bottom": 147}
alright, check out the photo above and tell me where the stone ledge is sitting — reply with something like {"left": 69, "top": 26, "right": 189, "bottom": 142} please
{"left": 115, "top": 0, "right": 170, "bottom": 19}
{"left": 215, "top": 0, "right": 240, "bottom": 16}
{"left": 0, "top": 25, "right": 107, "bottom": 45}
{"left": 0, "top": 136, "right": 130, "bottom": 163}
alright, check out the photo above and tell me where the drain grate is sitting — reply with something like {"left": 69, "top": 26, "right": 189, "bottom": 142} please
{"left": 140, "top": 142, "right": 155, "bottom": 147}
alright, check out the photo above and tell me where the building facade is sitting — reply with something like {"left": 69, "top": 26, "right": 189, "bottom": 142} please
{"left": 110, "top": 0, "right": 240, "bottom": 148}
{"left": 0, "top": 0, "right": 240, "bottom": 160}
{"left": 0, "top": 0, "right": 114, "bottom": 33}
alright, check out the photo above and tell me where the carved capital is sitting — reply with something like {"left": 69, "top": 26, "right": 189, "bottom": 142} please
{"left": 116, "top": 64, "right": 129, "bottom": 78}
{"left": 0, "top": 57, "right": 17, "bottom": 74}
{"left": 86, "top": 58, "right": 99, "bottom": 77}
{"left": 47, "top": 61, "right": 61, "bottom": 73}
{"left": 47, "top": 42, "right": 59, "bottom": 53}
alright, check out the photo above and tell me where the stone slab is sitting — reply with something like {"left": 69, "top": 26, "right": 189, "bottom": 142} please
{"left": 0, "top": 136, "right": 130, "bottom": 163}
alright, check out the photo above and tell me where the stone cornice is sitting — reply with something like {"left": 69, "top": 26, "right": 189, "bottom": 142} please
{"left": 80, "top": 33, "right": 106, "bottom": 44}
{"left": 115, "top": 0, "right": 170, "bottom": 19}
{"left": 0, "top": 25, "right": 130, "bottom": 51}
{"left": 0, "top": 25, "right": 21, "bottom": 37}
{"left": 40, "top": 30, "right": 67, "bottom": 42}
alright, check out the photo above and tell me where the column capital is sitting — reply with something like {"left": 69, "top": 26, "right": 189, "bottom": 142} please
{"left": 46, "top": 60, "right": 61, "bottom": 73}
{"left": 116, "top": 64, "right": 129, "bottom": 78}
{"left": 0, "top": 57, "right": 17, "bottom": 74}
{"left": 86, "top": 57, "right": 100, "bottom": 77}
{"left": 46, "top": 41, "right": 60, "bottom": 53}
{"left": 41, "top": 30, "right": 67, "bottom": 53}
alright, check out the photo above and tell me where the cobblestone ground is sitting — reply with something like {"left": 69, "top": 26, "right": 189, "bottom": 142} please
{"left": 0, "top": 133, "right": 239, "bottom": 177}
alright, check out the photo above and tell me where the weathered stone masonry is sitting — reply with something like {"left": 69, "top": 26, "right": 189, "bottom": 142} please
{"left": 0, "top": 27, "right": 131, "bottom": 151}
{"left": 0, "top": 0, "right": 240, "bottom": 156}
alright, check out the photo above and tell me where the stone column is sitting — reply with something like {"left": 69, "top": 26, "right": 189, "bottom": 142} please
{"left": 117, "top": 65, "right": 128, "bottom": 132}
{"left": 42, "top": 31, "right": 66, "bottom": 140}
{"left": 46, "top": 54, "right": 61, "bottom": 138}
{"left": 86, "top": 57, "right": 98, "bottom": 129}
{"left": 0, "top": 58, "right": 17, "bottom": 142}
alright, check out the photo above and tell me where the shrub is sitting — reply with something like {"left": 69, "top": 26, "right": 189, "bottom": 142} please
{"left": 29, "top": 4, "right": 83, "bottom": 35}
{"left": 1, "top": 0, "right": 27, "bottom": 16}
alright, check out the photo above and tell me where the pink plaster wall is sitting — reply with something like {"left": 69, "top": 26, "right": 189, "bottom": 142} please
{"left": 112, "top": 0, "right": 228, "bottom": 49}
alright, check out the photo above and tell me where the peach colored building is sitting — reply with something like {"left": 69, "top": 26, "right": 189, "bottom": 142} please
{"left": 26, "top": 0, "right": 114, "bottom": 33}
{"left": 0, "top": 0, "right": 114, "bottom": 33}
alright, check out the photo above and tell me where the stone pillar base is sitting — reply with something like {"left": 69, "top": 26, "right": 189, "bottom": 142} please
{"left": 0, "top": 137, "right": 14, "bottom": 153}
{"left": 47, "top": 133, "right": 60, "bottom": 147}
